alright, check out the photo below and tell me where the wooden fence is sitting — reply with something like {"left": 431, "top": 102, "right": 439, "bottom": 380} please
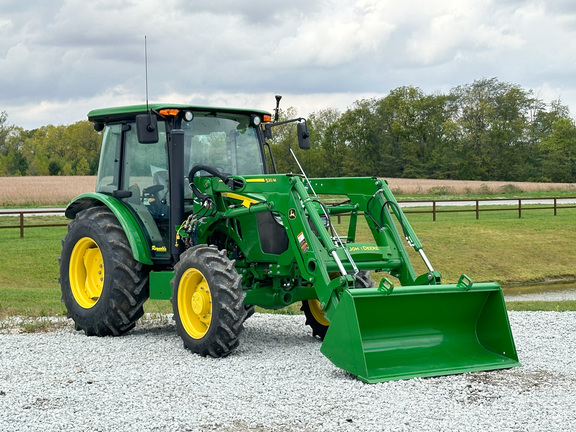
{"left": 399, "top": 197, "right": 576, "bottom": 221}
{"left": 2, "top": 197, "right": 576, "bottom": 237}
{"left": 0, "top": 209, "right": 67, "bottom": 238}
{"left": 331, "top": 197, "right": 576, "bottom": 222}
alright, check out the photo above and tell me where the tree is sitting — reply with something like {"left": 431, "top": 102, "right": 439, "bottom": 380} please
{"left": 0, "top": 117, "right": 29, "bottom": 176}
{"left": 20, "top": 120, "right": 102, "bottom": 176}
{"left": 375, "top": 87, "right": 453, "bottom": 179}
{"left": 267, "top": 107, "right": 304, "bottom": 174}
{"left": 75, "top": 158, "right": 91, "bottom": 175}
{"left": 330, "top": 98, "right": 388, "bottom": 177}
{"left": 540, "top": 118, "right": 576, "bottom": 182}
{"left": 448, "top": 78, "right": 539, "bottom": 180}
{"left": 0, "top": 111, "right": 9, "bottom": 154}
{"left": 64, "top": 121, "right": 101, "bottom": 174}
{"left": 305, "top": 108, "right": 342, "bottom": 177}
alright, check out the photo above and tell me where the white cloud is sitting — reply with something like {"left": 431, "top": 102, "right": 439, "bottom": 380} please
{"left": 272, "top": 2, "right": 395, "bottom": 68}
{"left": 2, "top": 0, "right": 576, "bottom": 129}
{"left": 403, "top": 1, "right": 526, "bottom": 66}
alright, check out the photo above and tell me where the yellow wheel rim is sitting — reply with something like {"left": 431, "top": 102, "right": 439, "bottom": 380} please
{"left": 308, "top": 299, "right": 330, "bottom": 326}
{"left": 178, "top": 268, "right": 212, "bottom": 339}
{"left": 69, "top": 237, "right": 104, "bottom": 309}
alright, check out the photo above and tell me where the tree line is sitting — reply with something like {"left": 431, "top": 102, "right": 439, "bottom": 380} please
{"left": 272, "top": 78, "right": 576, "bottom": 183}
{"left": 2, "top": 78, "right": 576, "bottom": 182}
{"left": 0, "top": 113, "right": 100, "bottom": 176}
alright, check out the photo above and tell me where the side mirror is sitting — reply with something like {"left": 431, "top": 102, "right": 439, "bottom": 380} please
{"left": 264, "top": 124, "right": 272, "bottom": 139}
{"left": 297, "top": 122, "right": 310, "bottom": 150}
{"left": 136, "top": 113, "right": 159, "bottom": 143}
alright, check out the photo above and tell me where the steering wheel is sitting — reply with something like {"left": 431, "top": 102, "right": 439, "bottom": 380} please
{"left": 143, "top": 184, "right": 164, "bottom": 195}
{"left": 188, "top": 164, "right": 244, "bottom": 201}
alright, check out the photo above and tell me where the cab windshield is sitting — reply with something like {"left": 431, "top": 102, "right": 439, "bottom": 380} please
{"left": 182, "top": 113, "right": 265, "bottom": 177}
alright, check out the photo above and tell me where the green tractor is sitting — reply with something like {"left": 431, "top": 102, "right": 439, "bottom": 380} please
{"left": 59, "top": 101, "right": 520, "bottom": 382}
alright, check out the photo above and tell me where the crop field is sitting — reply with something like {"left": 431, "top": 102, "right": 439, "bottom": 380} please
{"left": 1, "top": 175, "right": 576, "bottom": 206}
{"left": 0, "top": 176, "right": 97, "bottom": 206}
{"left": 386, "top": 178, "right": 576, "bottom": 195}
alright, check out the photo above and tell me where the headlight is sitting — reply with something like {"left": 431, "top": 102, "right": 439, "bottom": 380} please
{"left": 250, "top": 115, "right": 262, "bottom": 127}
{"left": 183, "top": 110, "right": 194, "bottom": 122}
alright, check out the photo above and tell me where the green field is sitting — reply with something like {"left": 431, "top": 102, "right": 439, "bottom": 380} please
{"left": 1, "top": 206, "right": 575, "bottom": 319}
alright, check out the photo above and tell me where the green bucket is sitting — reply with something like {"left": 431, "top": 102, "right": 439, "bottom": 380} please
{"left": 320, "top": 282, "right": 520, "bottom": 383}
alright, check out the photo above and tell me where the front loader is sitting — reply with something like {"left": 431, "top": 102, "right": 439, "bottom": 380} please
{"left": 59, "top": 102, "right": 519, "bottom": 382}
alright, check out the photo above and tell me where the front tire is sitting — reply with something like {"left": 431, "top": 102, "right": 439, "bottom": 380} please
{"left": 59, "top": 206, "right": 149, "bottom": 336}
{"left": 171, "top": 245, "right": 247, "bottom": 357}
{"left": 301, "top": 270, "right": 375, "bottom": 340}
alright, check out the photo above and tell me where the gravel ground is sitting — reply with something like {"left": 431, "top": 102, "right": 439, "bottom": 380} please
{"left": 1, "top": 311, "right": 575, "bottom": 432}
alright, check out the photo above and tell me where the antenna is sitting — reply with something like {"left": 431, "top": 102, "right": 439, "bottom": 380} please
{"left": 144, "top": 35, "right": 150, "bottom": 112}
{"left": 137, "top": 35, "right": 158, "bottom": 133}
{"left": 137, "top": 35, "right": 157, "bottom": 137}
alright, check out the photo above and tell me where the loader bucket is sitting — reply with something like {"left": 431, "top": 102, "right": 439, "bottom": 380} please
{"left": 320, "top": 282, "right": 519, "bottom": 383}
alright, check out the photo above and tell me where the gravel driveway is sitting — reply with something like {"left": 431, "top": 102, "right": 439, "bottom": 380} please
{"left": 1, "top": 311, "right": 575, "bottom": 431}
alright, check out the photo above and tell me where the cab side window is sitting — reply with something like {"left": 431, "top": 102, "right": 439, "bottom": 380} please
{"left": 95, "top": 124, "right": 122, "bottom": 194}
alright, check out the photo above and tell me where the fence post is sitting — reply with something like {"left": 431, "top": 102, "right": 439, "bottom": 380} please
{"left": 518, "top": 199, "right": 522, "bottom": 218}
{"left": 475, "top": 200, "right": 479, "bottom": 219}
{"left": 19, "top": 212, "right": 24, "bottom": 238}
{"left": 433, "top": 201, "right": 436, "bottom": 221}
{"left": 554, "top": 198, "right": 557, "bottom": 216}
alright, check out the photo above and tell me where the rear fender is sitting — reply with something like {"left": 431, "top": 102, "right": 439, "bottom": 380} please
{"left": 65, "top": 193, "right": 153, "bottom": 265}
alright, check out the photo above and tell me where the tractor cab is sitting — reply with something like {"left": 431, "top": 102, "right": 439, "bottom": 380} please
{"left": 89, "top": 105, "right": 273, "bottom": 263}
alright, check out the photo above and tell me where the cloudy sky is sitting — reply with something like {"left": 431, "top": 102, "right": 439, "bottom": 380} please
{"left": 2, "top": 0, "right": 576, "bottom": 129}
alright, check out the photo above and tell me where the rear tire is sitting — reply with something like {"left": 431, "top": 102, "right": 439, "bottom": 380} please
{"left": 171, "top": 245, "right": 247, "bottom": 357}
{"left": 302, "top": 270, "right": 375, "bottom": 340}
{"left": 59, "top": 206, "right": 149, "bottom": 336}
{"left": 301, "top": 298, "right": 330, "bottom": 340}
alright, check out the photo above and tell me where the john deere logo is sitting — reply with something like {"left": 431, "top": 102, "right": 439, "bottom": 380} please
{"left": 288, "top": 208, "right": 297, "bottom": 220}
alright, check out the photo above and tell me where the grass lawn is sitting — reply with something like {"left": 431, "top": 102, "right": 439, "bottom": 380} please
{"left": 0, "top": 225, "right": 67, "bottom": 318}
{"left": 1, "top": 207, "right": 575, "bottom": 318}
{"left": 393, "top": 208, "right": 576, "bottom": 285}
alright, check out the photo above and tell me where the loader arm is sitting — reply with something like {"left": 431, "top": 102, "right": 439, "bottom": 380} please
{"left": 189, "top": 174, "right": 438, "bottom": 318}
{"left": 189, "top": 173, "right": 343, "bottom": 308}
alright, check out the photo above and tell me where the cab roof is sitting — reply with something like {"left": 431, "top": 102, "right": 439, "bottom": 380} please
{"left": 87, "top": 103, "right": 271, "bottom": 124}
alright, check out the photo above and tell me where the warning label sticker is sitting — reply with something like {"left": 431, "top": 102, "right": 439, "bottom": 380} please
{"left": 297, "top": 232, "right": 309, "bottom": 253}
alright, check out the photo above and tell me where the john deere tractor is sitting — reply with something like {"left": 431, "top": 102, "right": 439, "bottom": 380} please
{"left": 59, "top": 100, "right": 519, "bottom": 382}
